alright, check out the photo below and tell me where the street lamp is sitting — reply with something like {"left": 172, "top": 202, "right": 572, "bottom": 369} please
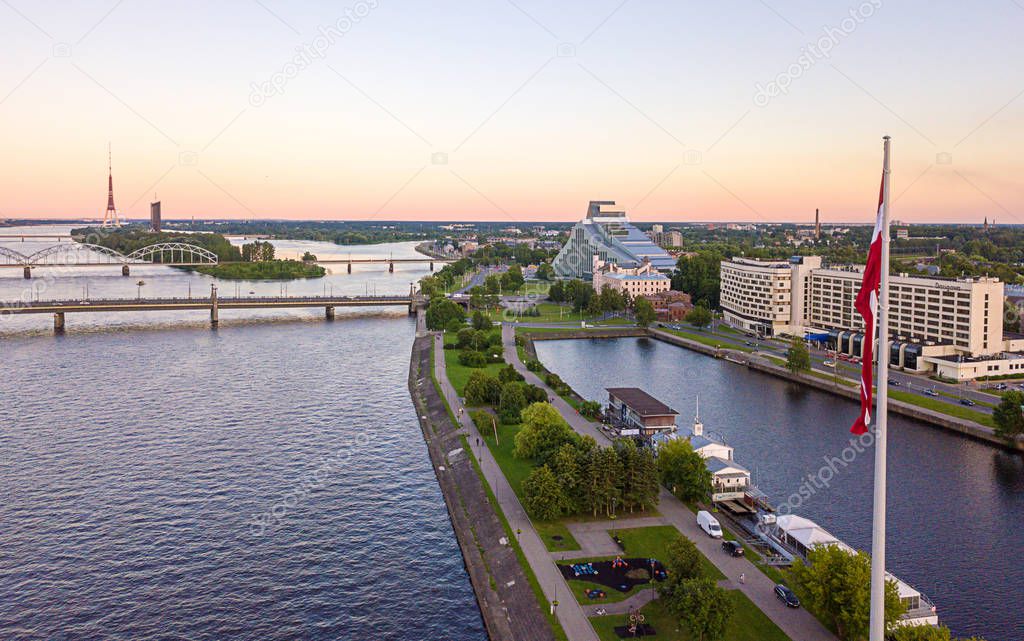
{"left": 136, "top": 279, "right": 145, "bottom": 300}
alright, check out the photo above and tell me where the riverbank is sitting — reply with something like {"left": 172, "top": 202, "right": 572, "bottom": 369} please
{"left": 408, "top": 334, "right": 556, "bottom": 641}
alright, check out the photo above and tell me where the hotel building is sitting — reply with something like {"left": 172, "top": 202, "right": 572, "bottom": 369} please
{"left": 720, "top": 256, "right": 1024, "bottom": 380}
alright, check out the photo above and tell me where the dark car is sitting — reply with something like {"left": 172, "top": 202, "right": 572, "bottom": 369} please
{"left": 960, "top": 398, "right": 976, "bottom": 406}
{"left": 722, "top": 540, "right": 744, "bottom": 557}
{"left": 775, "top": 584, "right": 800, "bottom": 608}
{"left": 888, "top": 379, "right": 900, "bottom": 386}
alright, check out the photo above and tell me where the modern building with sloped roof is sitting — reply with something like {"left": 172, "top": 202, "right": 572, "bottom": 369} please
{"left": 552, "top": 201, "right": 677, "bottom": 279}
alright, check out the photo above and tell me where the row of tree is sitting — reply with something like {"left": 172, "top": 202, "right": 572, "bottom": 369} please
{"left": 657, "top": 535, "right": 734, "bottom": 641}
{"left": 515, "top": 405, "right": 661, "bottom": 520}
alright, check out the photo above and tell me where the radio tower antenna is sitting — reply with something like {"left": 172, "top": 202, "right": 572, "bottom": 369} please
{"left": 102, "top": 143, "right": 121, "bottom": 227}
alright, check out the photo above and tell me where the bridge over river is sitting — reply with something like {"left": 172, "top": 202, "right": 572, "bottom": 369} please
{"left": 1, "top": 291, "right": 424, "bottom": 332}
{"left": 0, "top": 241, "right": 452, "bottom": 277}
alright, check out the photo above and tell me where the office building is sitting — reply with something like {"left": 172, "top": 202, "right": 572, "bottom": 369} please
{"left": 552, "top": 201, "right": 676, "bottom": 279}
{"left": 150, "top": 201, "right": 161, "bottom": 232}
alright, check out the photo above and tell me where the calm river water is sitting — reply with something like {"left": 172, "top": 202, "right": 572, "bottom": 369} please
{"left": 535, "top": 337, "right": 1024, "bottom": 640}
{"left": 0, "top": 227, "right": 485, "bottom": 640}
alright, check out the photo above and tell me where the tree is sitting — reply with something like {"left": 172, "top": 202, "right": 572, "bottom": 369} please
{"left": 634, "top": 297, "right": 656, "bottom": 328}
{"left": 536, "top": 262, "right": 554, "bottom": 280}
{"left": 458, "top": 350, "right": 487, "bottom": 368}
{"left": 888, "top": 625, "right": 986, "bottom": 641}
{"left": 660, "top": 535, "right": 705, "bottom": 590}
{"left": 787, "top": 336, "right": 811, "bottom": 373}
{"left": 425, "top": 298, "right": 465, "bottom": 330}
{"left": 788, "top": 545, "right": 906, "bottom": 641}
{"left": 301, "top": 251, "right": 317, "bottom": 262}
{"left": 498, "top": 364, "right": 524, "bottom": 383}
{"left": 663, "top": 578, "right": 733, "bottom": 641}
{"left": 992, "top": 390, "right": 1024, "bottom": 441}
{"left": 657, "top": 437, "right": 712, "bottom": 503}
{"left": 472, "top": 310, "right": 492, "bottom": 330}
{"left": 583, "top": 446, "right": 623, "bottom": 517}
{"left": 498, "top": 382, "right": 528, "bottom": 424}
{"left": 513, "top": 403, "right": 577, "bottom": 460}
{"left": 548, "top": 280, "right": 565, "bottom": 302}
{"left": 241, "top": 240, "right": 275, "bottom": 262}
{"left": 522, "top": 465, "right": 570, "bottom": 521}
{"left": 579, "top": 400, "right": 603, "bottom": 419}
{"left": 456, "top": 327, "right": 476, "bottom": 349}
{"left": 464, "top": 371, "right": 502, "bottom": 405}
{"left": 685, "top": 304, "right": 712, "bottom": 329}
{"left": 671, "top": 250, "right": 724, "bottom": 308}
{"left": 501, "top": 264, "right": 524, "bottom": 291}
{"left": 548, "top": 441, "right": 587, "bottom": 513}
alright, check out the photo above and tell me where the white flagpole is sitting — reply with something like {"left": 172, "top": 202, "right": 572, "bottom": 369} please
{"left": 869, "top": 135, "right": 892, "bottom": 641}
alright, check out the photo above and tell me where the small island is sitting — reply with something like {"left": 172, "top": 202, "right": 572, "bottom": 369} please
{"left": 188, "top": 260, "right": 325, "bottom": 280}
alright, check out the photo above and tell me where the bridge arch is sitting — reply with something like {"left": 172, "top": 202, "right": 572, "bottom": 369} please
{"left": 26, "top": 243, "right": 128, "bottom": 265}
{"left": 126, "top": 242, "right": 218, "bottom": 265}
{"left": 0, "top": 246, "right": 29, "bottom": 265}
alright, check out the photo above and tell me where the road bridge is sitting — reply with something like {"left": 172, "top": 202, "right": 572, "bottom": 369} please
{"left": 1, "top": 290, "right": 425, "bottom": 332}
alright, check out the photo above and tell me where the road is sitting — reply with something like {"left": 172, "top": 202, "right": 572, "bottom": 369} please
{"left": 500, "top": 324, "right": 838, "bottom": 641}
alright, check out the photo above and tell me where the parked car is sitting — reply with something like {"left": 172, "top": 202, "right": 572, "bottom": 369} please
{"left": 697, "top": 510, "right": 723, "bottom": 538}
{"left": 775, "top": 584, "right": 800, "bottom": 608}
{"left": 960, "top": 398, "right": 977, "bottom": 406}
{"left": 722, "top": 540, "right": 744, "bottom": 557}
{"left": 888, "top": 379, "right": 900, "bottom": 386}
{"left": 924, "top": 389, "right": 939, "bottom": 397}
{"left": 996, "top": 383, "right": 1009, "bottom": 390}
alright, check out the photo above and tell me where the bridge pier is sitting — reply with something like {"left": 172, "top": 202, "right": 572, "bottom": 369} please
{"left": 346, "top": 262, "right": 352, "bottom": 274}
{"left": 389, "top": 262, "right": 394, "bottom": 273}
{"left": 325, "top": 306, "right": 335, "bottom": 320}
{"left": 122, "top": 265, "right": 130, "bottom": 277}
{"left": 23, "top": 266, "right": 31, "bottom": 279}
{"left": 53, "top": 312, "right": 65, "bottom": 333}
{"left": 210, "top": 285, "right": 219, "bottom": 328}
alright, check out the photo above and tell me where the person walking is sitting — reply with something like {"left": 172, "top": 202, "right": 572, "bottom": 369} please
{"left": 739, "top": 573, "right": 746, "bottom": 585}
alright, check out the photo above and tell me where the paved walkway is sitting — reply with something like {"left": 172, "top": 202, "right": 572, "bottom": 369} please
{"left": 433, "top": 333, "right": 599, "bottom": 641}
{"left": 503, "top": 324, "right": 838, "bottom": 641}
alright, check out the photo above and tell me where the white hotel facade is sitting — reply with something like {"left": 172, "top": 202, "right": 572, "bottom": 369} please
{"left": 720, "top": 256, "right": 1024, "bottom": 380}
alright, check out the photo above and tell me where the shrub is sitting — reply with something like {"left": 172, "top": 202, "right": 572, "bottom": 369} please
{"left": 458, "top": 350, "right": 487, "bottom": 368}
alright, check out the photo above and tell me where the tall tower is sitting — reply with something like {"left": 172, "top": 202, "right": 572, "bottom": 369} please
{"left": 815, "top": 208, "right": 821, "bottom": 240}
{"left": 102, "top": 143, "right": 121, "bottom": 227}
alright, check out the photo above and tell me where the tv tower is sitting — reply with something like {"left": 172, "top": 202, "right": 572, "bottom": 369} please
{"left": 102, "top": 143, "right": 121, "bottom": 227}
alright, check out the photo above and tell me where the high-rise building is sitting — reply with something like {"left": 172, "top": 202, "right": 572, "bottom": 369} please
{"left": 552, "top": 201, "right": 676, "bottom": 279}
{"left": 150, "top": 201, "right": 161, "bottom": 232}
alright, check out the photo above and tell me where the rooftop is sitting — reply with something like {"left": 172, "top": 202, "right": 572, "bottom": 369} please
{"left": 606, "top": 387, "right": 678, "bottom": 416}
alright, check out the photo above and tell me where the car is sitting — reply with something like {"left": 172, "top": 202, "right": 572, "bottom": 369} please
{"left": 744, "top": 341, "right": 755, "bottom": 347}
{"left": 996, "top": 383, "right": 1009, "bottom": 390}
{"left": 924, "top": 389, "right": 939, "bottom": 397}
{"left": 822, "top": 360, "right": 835, "bottom": 367}
{"left": 960, "top": 398, "right": 976, "bottom": 406}
{"left": 775, "top": 584, "right": 800, "bottom": 608}
{"left": 888, "top": 379, "right": 900, "bottom": 386}
{"left": 697, "top": 510, "right": 723, "bottom": 538}
{"left": 722, "top": 540, "right": 744, "bottom": 557}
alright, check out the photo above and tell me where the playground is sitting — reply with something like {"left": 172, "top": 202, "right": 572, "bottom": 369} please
{"left": 558, "top": 556, "right": 667, "bottom": 598}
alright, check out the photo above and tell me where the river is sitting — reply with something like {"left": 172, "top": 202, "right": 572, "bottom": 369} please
{"left": 0, "top": 227, "right": 486, "bottom": 640}
{"left": 535, "top": 336, "right": 1024, "bottom": 641}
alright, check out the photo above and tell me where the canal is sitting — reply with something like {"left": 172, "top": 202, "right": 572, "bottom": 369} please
{"left": 0, "top": 228, "right": 486, "bottom": 640}
{"left": 535, "top": 336, "right": 1024, "bottom": 641}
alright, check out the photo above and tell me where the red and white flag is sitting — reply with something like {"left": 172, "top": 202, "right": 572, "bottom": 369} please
{"left": 851, "top": 177, "right": 886, "bottom": 435}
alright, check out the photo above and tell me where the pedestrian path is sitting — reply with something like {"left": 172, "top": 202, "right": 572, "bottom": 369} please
{"left": 503, "top": 324, "right": 838, "bottom": 641}
{"left": 433, "top": 334, "right": 599, "bottom": 641}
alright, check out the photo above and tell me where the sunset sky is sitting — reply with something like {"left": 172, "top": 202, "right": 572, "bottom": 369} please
{"left": 1, "top": 0, "right": 1022, "bottom": 223}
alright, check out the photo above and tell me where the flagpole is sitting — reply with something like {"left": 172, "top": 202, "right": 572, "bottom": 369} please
{"left": 869, "top": 135, "right": 892, "bottom": 641}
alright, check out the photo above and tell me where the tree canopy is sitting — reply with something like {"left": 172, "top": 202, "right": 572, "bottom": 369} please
{"left": 786, "top": 336, "right": 811, "bottom": 373}
{"left": 657, "top": 437, "right": 712, "bottom": 503}
{"left": 992, "top": 390, "right": 1024, "bottom": 442}
{"left": 512, "top": 403, "right": 578, "bottom": 460}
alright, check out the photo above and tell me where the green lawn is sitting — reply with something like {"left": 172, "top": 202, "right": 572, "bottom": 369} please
{"left": 662, "top": 328, "right": 753, "bottom": 353}
{"left": 888, "top": 389, "right": 995, "bottom": 427}
{"left": 441, "top": 341, "right": 506, "bottom": 398}
{"left": 589, "top": 590, "right": 791, "bottom": 641}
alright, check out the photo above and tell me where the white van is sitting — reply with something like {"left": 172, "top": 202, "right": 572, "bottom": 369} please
{"left": 697, "top": 510, "right": 723, "bottom": 538}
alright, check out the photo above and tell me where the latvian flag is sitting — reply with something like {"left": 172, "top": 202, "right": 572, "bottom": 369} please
{"left": 850, "top": 176, "right": 886, "bottom": 435}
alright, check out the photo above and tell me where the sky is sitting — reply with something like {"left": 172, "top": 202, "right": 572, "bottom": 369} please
{"left": 1, "top": 0, "right": 1022, "bottom": 224}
